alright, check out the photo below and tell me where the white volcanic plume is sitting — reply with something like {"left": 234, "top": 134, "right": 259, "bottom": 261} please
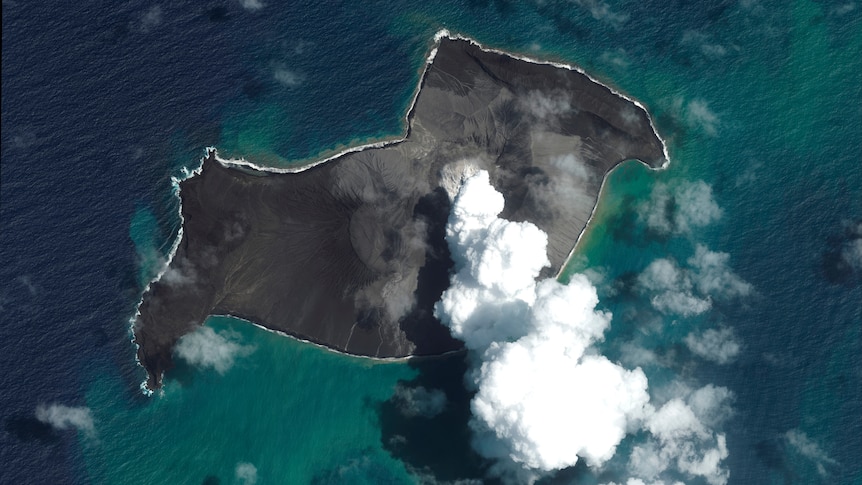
{"left": 435, "top": 171, "right": 650, "bottom": 478}
{"left": 434, "top": 171, "right": 733, "bottom": 484}
{"left": 35, "top": 403, "right": 96, "bottom": 437}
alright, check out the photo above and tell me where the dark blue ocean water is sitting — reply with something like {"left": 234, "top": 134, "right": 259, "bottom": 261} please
{"left": 2, "top": 0, "right": 860, "bottom": 484}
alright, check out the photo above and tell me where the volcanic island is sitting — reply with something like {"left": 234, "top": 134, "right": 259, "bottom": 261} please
{"left": 133, "top": 33, "right": 667, "bottom": 391}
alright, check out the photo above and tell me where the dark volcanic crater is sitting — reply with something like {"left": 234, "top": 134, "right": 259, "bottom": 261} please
{"left": 134, "top": 35, "right": 667, "bottom": 391}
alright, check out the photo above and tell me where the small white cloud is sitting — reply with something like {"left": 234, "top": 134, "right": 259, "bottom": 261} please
{"left": 618, "top": 342, "right": 660, "bottom": 368}
{"left": 629, "top": 385, "right": 733, "bottom": 485}
{"left": 785, "top": 429, "right": 838, "bottom": 477}
{"left": 841, "top": 234, "right": 862, "bottom": 271}
{"left": 174, "top": 326, "right": 255, "bottom": 374}
{"left": 639, "top": 183, "right": 674, "bottom": 235}
{"left": 600, "top": 49, "right": 630, "bottom": 69}
{"left": 575, "top": 0, "right": 630, "bottom": 27}
{"left": 637, "top": 258, "right": 712, "bottom": 317}
{"left": 17, "top": 275, "right": 38, "bottom": 296}
{"left": 735, "top": 160, "right": 761, "bottom": 187}
{"left": 639, "top": 180, "right": 723, "bottom": 236}
{"left": 140, "top": 5, "right": 162, "bottom": 32}
{"left": 160, "top": 262, "right": 197, "bottom": 287}
{"left": 638, "top": 246, "right": 751, "bottom": 317}
{"left": 687, "top": 245, "right": 753, "bottom": 300}
{"left": 523, "top": 91, "right": 572, "bottom": 121}
{"left": 675, "top": 181, "right": 723, "bottom": 233}
{"left": 685, "top": 99, "right": 719, "bottom": 136}
{"left": 686, "top": 385, "right": 735, "bottom": 427}
{"left": 669, "top": 97, "right": 720, "bottom": 136}
{"left": 685, "top": 328, "right": 741, "bottom": 364}
{"left": 273, "top": 66, "right": 305, "bottom": 88}
{"left": 395, "top": 385, "right": 447, "bottom": 418}
{"left": 830, "top": 3, "right": 855, "bottom": 16}
{"left": 35, "top": 404, "right": 95, "bottom": 437}
{"left": 238, "top": 0, "right": 264, "bottom": 11}
{"left": 650, "top": 291, "right": 713, "bottom": 317}
{"left": 681, "top": 30, "right": 727, "bottom": 58}
{"left": 235, "top": 462, "right": 258, "bottom": 485}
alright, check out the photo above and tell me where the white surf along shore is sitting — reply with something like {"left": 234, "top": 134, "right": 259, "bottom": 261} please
{"left": 129, "top": 29, "right": 670, "bottom": 395}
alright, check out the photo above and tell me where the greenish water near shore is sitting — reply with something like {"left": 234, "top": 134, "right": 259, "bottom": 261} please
{"left": 84, "top": 317, "right": 417, "bottom": 484}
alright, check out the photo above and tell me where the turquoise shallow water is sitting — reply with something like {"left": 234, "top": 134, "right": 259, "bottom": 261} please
{"left": 83, "top": 317, "right": 418, "bottom": 484}
{"left": 4, "top": 0, "right": 857, "bottom": 483}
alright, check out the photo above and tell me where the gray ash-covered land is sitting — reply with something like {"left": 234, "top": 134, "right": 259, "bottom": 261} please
{"left": 134, "top": 36, "right": 666, "bottom": 391}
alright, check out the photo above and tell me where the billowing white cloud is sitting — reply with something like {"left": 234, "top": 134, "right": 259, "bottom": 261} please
{"left": 685, "top": 328, "right": 741, "bottom": 364}
{"left": 639, "top": 181, "right": 723, "bottom": 236}
{"left": 785, "top": 429, "right": 838, "bottom": 477}
{"left": 235, "top": 462, "right": 258, "bottom": 485}
{"left": 436, "top": 172, "right": 737, "bottom": 484}
{"left": 435, "top": 171, "right": 549, "bottom": 350}
{"left": 174, "top": 326, "right": 255, "bottom": 374}
{"left": 395, "top": 385, "right": 447, "bottom": 418}
{"left": 35, "top": 404, "right": 95, "bottom": 437}
{"left": 472, "top": 349, "right": 650, "bottom": 472}
{"left": 436, "top": 172, "right": 650, "bottom": 479}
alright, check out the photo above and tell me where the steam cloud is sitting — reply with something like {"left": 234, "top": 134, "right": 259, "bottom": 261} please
{"left": 638, "top": 258, "right": 712, "bottom": 317}
{"left": 784, "top": 429, "right": 838, "bottom": 477}
{"left": 684, "top": 328, "right": 741, "bottom": 364}
{"left": 273, "top": 65, "right": 305, "bottom": 88}
{"left": 235, "top": 462, "right": 259, "bottom": 485}
{"left": 638, "top": 245, "right": 751, "bottom": 317}
{"left": 639, "top": 180, "right": 723, "bottom": 236}
{"left": 842, "top": 221, "right": 862, "bottom": 270}
{"left": 435, "top": 171, "right": 733, "bottom": 483}
{"left": 140, "top": 6, "right": 162, "bottom": 32}
{"left": 668, "top": 98, "right": 720, "bottom": 136}
{"left": 523, "top": 91, "right": 572, "bottom": 121}
{"left": 174, "top": 326, "right": 255, "bottom": 374}
{"left": 395, "top": 385, "right": 448, "bottom": 418}
{"left": 238, "top": 0, "right": 264, "bottom": 11}
{"left": 574, "top": 0, "right": 630, "bottom": 27}
{"left": 35, "top": 403, "right": 95, "bottom": 437}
